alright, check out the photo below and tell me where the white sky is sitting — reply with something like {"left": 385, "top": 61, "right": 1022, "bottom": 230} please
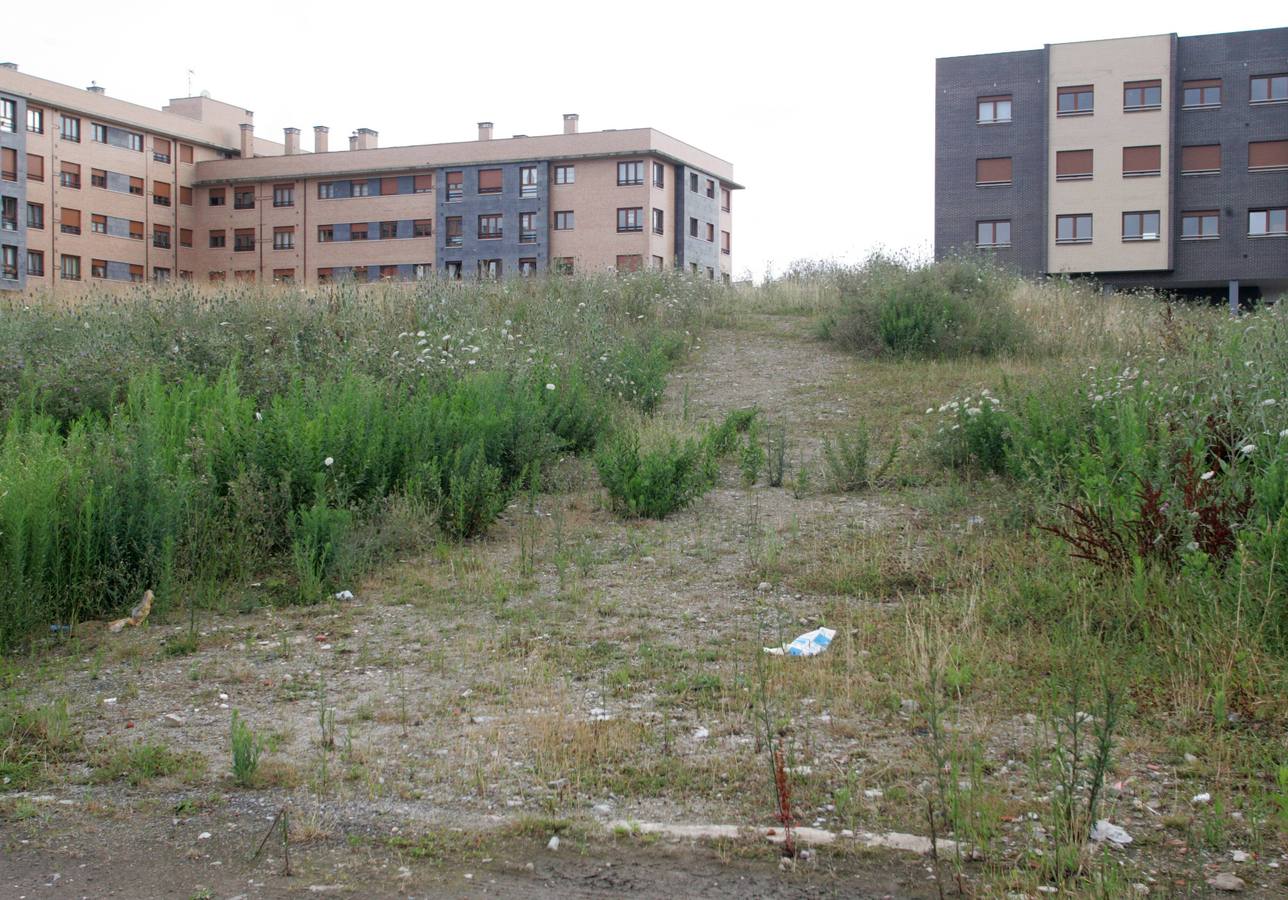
{"left": 4, "top": 1, "right": 1282, "bottom": 278}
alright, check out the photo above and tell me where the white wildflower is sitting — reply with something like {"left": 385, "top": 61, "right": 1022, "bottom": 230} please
{"left": 1186, "top": 542, "right": 1200, "bottom": 553}
{"left": 324, "top": 457, "right": 334, "bottom": 467}
{"left": 1239, "top": 444, "right": 1256, "bottom": 455}
{"left": 926, "top": 408, "right": 934, "bottom": 415}
{"left": 966, "top": 407, "right": 982, "bottom": 416}
{"left": 1200, "top": 471, "right": 1214, "bottom": 481}
{"left": 1262, "top": 398, "right": 1277, "bottom": 407}
{"left": 1279, "top": 428, "right": 1288, "bottom": 438}
{"left": 545, "top": 383, "right": 556, "bottom": 391}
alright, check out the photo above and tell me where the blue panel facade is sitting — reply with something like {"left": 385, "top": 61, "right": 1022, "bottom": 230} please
{"left": 104, "top": 260, "right": 133, "bottom": 282}
{"left": 106, "top": 171, "right": 133, "bottom": 193}
{"left": 106, "top": 215, "right": 132, "bottom": 238}
{"left": 674, "top": 165, "right": 720, "bottom": 278}
{"left": 1, "top": 90, "right": 28, "bottom": 291}
{"left": 435, "top": 163, "right": 548, "bottom": 278}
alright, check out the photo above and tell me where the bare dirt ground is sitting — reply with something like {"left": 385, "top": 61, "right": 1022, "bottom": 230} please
{"left": 4, "top": 314, "right": 1284, "bottom": 897}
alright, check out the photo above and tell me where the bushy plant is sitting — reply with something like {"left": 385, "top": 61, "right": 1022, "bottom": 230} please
{"left": 229, "top": 710, "right": 263, "bottom": 787}
{"left": 595, "top": 429, "right": 714, "bottom": 519}
{"left": 821, "top": 424, "right": 872, "bottom": 492}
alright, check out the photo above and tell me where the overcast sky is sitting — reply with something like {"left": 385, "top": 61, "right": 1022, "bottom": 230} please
{"left": 5, "top": 2, "right": 1282, "bottom": 278}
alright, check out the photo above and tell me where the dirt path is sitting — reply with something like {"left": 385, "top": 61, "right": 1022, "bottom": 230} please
{"left": 3, "top": 318, "right": 951, "bottom": 898}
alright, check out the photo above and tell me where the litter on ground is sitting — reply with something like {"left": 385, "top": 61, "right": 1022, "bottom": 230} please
{"left": 764, "top": 627, "right": 836, "bottom": 657}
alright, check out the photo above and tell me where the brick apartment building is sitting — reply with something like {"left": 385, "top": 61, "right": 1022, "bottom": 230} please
{"left": 935, "top": 28, "right": 1288, "bottom": 306}
{"left": 0, "top": 65, "right": 739, "bottom": 292}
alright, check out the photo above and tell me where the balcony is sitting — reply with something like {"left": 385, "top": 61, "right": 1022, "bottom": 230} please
{"left": 446, "top": 188, "right": 462, "bottom": 202}
{"left": 233, "top": 198, "right": 255, "bottom": 210}
{"left": 153, "top": 235, "right": 171, "bottom": 249}
{"left": 446, "top": 235, "right": 463, "bottom": 248}
{"left": 519, "top": 230, "right": 536, "bottom": 244}
{"left": 234, "top": 240, "right": 255, "bottom": 252}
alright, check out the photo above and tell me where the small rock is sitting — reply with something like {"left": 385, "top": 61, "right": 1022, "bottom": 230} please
{"left": 198, "top": 832, "right": 212, "bottom": 840}
{"left": 1132, "top": 884, "right": 1149, "bottom": 895}
{"left": 524, "top": 862, "right": 534, "bottom": 871}
{"left": 640, "top": 556, "right": 656, "bottom": 565}
{"left": 693, "top": 727, "right": 710, "bottom": 741}
{"left": 1023, "top": 713, "right": 1038, "bottom": 725}
{"left": 592, "top": 803, "right": 612, "bottom": 816}
{"left": 1183, "top": 753, "right": 1198, "bottom": 764}
{"left": 1206, "top": 873, "right": 1245, "bottom": 892}
{"left": 863, "top": 789, "right": 883, "bottom": 800}
{"left": 1090, "top": 820, "right": 1132, "bottom": 846}
{"left": 162, "top": 713, "right": 184, "bottom": 728}
{"left": 900, "top": 699, "right": 920, "bottom": 715}
{"left": 546, "top": 836, "right": 560, "bottom": 851}
{"left": 546, "top": 778, "right": 569, "bottom": 790}
{"left": 756, "top": 581, "right": 772, "bottom": 593}
{"left": 967, "top": 515, "right": 985, "bottom": 527}
{"left": 1231, "top": 850, "right": 1249, "bottom": 863}
{"left": 1192, "top": 792, "right": 1211, "bottom": 804}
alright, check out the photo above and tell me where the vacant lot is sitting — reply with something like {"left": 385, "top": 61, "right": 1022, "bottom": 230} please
{"left": 3, "top": 267, "right": 1286, "bottom": 897}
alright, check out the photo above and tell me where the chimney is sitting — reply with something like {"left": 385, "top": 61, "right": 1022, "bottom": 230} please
{"left": 563, "top": 113, "right": 579, "bottom": 135}
{"left": 478, "top": 121, "right": 493, "bottom": 141}
{"left": 314, "top": 125, "right": 329, "bottom": 153}
{"left": 0, "top": 63, "right": 17, "bottom": 71}
{"left": 284, "top": 127, "right": 301, "bottom": 155}
{"left": 87, "top": 82, "right": 106, "bottom": 95}
{"left": 348, "top": 133, "right": 358, "bottom": 151}
{"left": 239, "top": 122, "right": 254, "bottom": 158}
{"left": 355, "top": 127, "right": 378, "bottom": 150}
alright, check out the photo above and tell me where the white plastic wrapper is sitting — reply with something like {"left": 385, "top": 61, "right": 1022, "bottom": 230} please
{"left": 764, "top": 627, "right": 836, "bottom": 657}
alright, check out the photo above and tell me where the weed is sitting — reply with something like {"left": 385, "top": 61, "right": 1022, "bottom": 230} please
{"left": 230, "top": 710, "right": 264, "bottom": 787}
{"left": 821, "top": 424, "right": 871, "bottom": 492}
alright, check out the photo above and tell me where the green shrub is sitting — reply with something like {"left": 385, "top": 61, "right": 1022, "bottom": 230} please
{"left": 822, "top": 424, "right": 871, "bottom": 492}
{"left": 230, "top": 710, "right": 263, "bottom": 787}
{"left": 596, "top": 429, "right": 713, "bottom": 519}
{"left": 740, "top": 419, "right": 765, "bottom": 487}
{"left": 290, "top": 493, "right": 354, "bottom": 603}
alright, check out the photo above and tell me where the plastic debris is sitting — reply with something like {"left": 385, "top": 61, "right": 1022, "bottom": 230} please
{"left": 546, "top": 835, "right": 560, "bottom": 851}
{"left": 1090, "top": 820, "right": 1133, "bottom": 846}
{"left": 1192, "top": 792, "right": 1211, "bottom": 804}
{"left": 334, "top": 590, "right": 355, "bottom": 601}
{"left": 109, "top": 589, "right": 153, "bottom": 633}
{"left": 764, "top": 627, "right": 836, "bottom": 657}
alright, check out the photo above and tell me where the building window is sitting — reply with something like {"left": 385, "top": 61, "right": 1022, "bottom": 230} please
{"left": 705, "top": 222, "right": 715, "bottom": 242}
{"left": 444, "top": 261, "right": 462, "bottom": 280}
{"left": 61, "top": 254, "right": 81, "bottom": 280}
{"left": 180, "top": 144, "right": 194, "bottom": 164}
{"left": 554, "top": 165, "right": 574, "bottom": 185}
{"left": 1249, "top": 140, "right": 1288, "bottom": 172}
{"left": 520, "top": 166, "right": 538, "bottom": 198}
{"left": 1055, "top": 214, "right": 1092, "bottom": 244}
{"left": 59, "top": 209, "right": 81, "bottom": 235}
{"left": 617, "top": 207, "right": 643, "bottom": 232}
{"left": 89, "top": 258, "right": 107, "bottom": 279}
{"left": 519, "top": 258, "right": 537, "bottom": 277}
{"left": 0, "top": 197, "right": 13, "bottom": 232}
{"left": 1182, "top": 79, "right": 1221, "bottom": 108}
{"left": 26, "top": 107, "right": 43, "bottom": 134}
{"left": 234, "top": 187, "right": 255, "bottom": 209}
{"left": 1055, "top": 149, "right": 1093, "bottom": 181}
{"left": 273, "top": 268, "right": 295, "bottom": 284}
{"left": 127, "top": 132, "right": 143, "bottom": 152}
{"left": 380, "top": 221, "right": 398, "bottom": 240}
{"left": 0, "top": 148, "right": 13, "bottom": 181}
{"left": 519, "top": 212, "right": 536, "bottom": 243}
{"left": 27, "top": 202, "right": 44, "bottom": 229}
{"left": 153, "top": 225, "right": 171, "bottom": 249}
{"left": 1122, "top": 211, "right": 1160, "bottom": 241}
{"left": 209, "top": 188, "right": 226, "bottom": 206}
{"left": 414, "top": 173, "right": 434, "bottom": 193}
{"left": 689, "top": 172, "right": 699, "bottom": 192}
{"left": 60, "top": 115, "right": 80, "bottom": 142}
{"left": 414, "top": 263, "right": 433, "bottom": 280}
{"left": 652, "top": 208, "right": 664, "bottom": 235}
{"left": 976, "top": 220, "right": 1011, "bottom": 247}
{"left": 179, "top": 271, "right": 192, "bottom": 281}
{"left": 91, "top": 123, "right": 107, "bottom": 143}
{"left": 721, "top": 188, "right": 731, "bottom": 212}
{"left": 652, "top": 255, "right": 665, "bottom": 270}
{"left": 653, "top": 162, "right": 665, "bottom": 187}
{"left": 1123, "top": 79, "right": 1162, "bottom": 111}
{"left": 26, "top": 153, "right": 43, "bottom": 182}
{"left": 90, "top": 168, "right": 106, "bottom": 188}
{"left": 554, "top": 257, "right": 574, "bottom": 275}
{"left": 153, "top": 138, "right": 171, "bottom": 163}
{"left": 273, "top": 184, "right": 295, "bottom": 207}
{"left": 153, "top": 181, "right": 172, "bottom": 206}
{"left": 1181, "top": 210, "right": 1219, "bottom": 240}
{"left": 350, "top": 180, "right": 370, "bottom": 198}
{"left": 273, "top": 227, "right": 295, "bottom": 250}
{"left": 977, "top": 95, "right": 1012, "bottom": 124}
{"left": 721, "top": 231, "right": 731, "bottom": 255}
{"left": 413, "top": 219, "right": 432, "bottom": 238}
{"left": 234, "top": 270, "right": 255, "bottom": 283}
{"left": 379, "top": 177, "right": 400, "bottom": 197}
{"left": 1122, "top": 145, "right": 1161, "bottom": 177}
{"left": 90, "top": 214, "right": 106, "bottom": 235}
{"left": 234, "top": 229, "right": 255, "bottom": 251}
{"left": 27, "top": 249, "right": 44, "bottom": 276}
{"left": 478, "top": 168, "right": 503, "bottom": 194}
{"left": 318, "top": 182, "right": 339, "bottom": 199}
{"left": 59, "top": 162, "right": 81, "bottom": 189}
{"left": 350, "top": 223, "right": 368, "bottom": 241}
{"left": 153, "top": 267, "right": 171, "bottom": 281}
{"left": 0, "top": 99, "right": 15, "bottom": 133}
{"left": 209, "top": 271, "right": 226, "bottom": 282}
{"left": 316, "top": 268, "right": 333, "bottom": 283}
{"left": 317, "top": 226, "right": 333, "bottom": 243}
{"left": 129, "top": 176, "right": 144, "bottom": 196}
{"left": 705, "top": 178, "right": 715, "bottom": 198}
{"left": 0, "top": 246, "right": 14, "bottom": 281}
{"left": 180, "top": 228, "right": 193, "bottom": 248}
{"left": 210, "top": 230, "right": 226, "bottom": 248}
{"left": 617, "top": 161, "right": 643, "bottom": 185}
{"left": 478, "top": 259, "right": 501, "bottom": 279}
{"left": 180, "top": 186, "right": 193, "bottom": 205}
{"left": 554, "top": 210, "right": 574, "bottom": 231}
{"left": 616, "top": 254, "right": 642, "bottom": 272}
{"left": 975, "top": 157, "right": 1013, "bottom": 185}
{"left": 446, "top": 171, "right": 463, "bottom": 201}
{"left": 1250, "top": 74, "right": 1288, "bottom": 104}
{"left": 689, "top": 217, "right": 698, "bottom": 237}
{"left": 1249, "top": 208, "right": 1287, "bottom": 236}
{"left": 478, "top": 214, "right": 503, "bottom": 239}
{"left": 379, "top": 265, "right": 398, "bottom": 280}
{"left": 446, "top": 217, "right": 463, "bottom": 247}
{"left": 1180, "top": 144, "right": 1220, "bottom": 176}
{"left": 707, "top": 266, "right": 715, "bottom": 280}
{"left": 1056, "top": 85, "right": 1094, "bottom": 116}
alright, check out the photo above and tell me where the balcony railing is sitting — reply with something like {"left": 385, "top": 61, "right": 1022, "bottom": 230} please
{"left": 478, "top": 230, "right": 502, "bottom": 240}
{"left": 233, "top": 198, "right": 255, "bottom": 210}
{"left": 446, "top": 188, "right": 462, "bottom": 202}
{"left": 519, "top": 230, "right": 536, "bottom": 244}
{"left": 153, "top": 196, "right": 171, "bottom": 206}
{"left": 234, "top": 240, "right": 254, "bottom": 252}
{"left": 60, "top": 174, "right": 81, "bottom": 188}
{"left": 60, "top": 224, "right": 81, "bottom": 235}
{"left": 153, "top": 235, "right": 171, "bottom": 249}
{"left": 153, "top": 152, "right": 171, "bottom": 163}
{"left": 1, "top": 217, "right": 17, "bottom": 231}
{"left": 446, "top": 235, "right": 463, "bottom": 247}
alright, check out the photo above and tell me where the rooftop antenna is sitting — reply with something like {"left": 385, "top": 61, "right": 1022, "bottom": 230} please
{"left": 187, "top": 69, "right": 194, "bottom": 96}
